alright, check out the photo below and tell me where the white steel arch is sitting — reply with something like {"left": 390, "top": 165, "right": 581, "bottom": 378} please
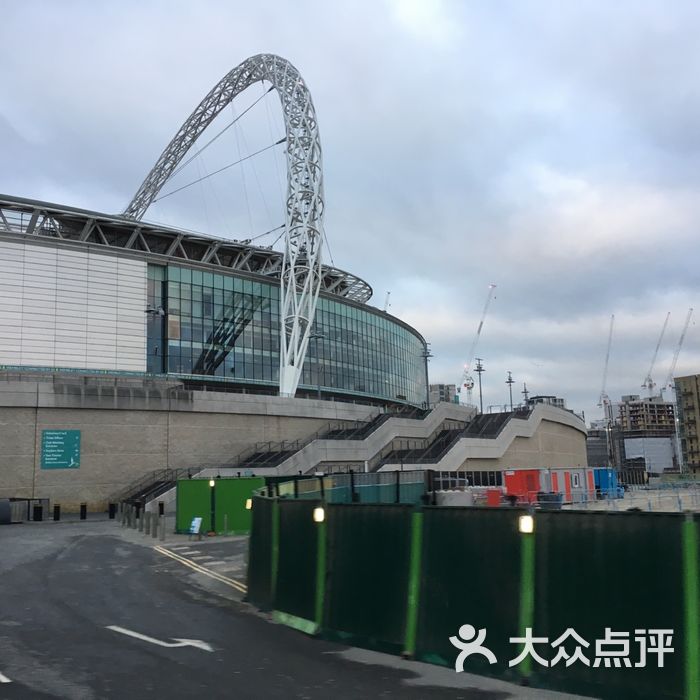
{"left": 123, "top": 54, "right": 324, "bottom": 397}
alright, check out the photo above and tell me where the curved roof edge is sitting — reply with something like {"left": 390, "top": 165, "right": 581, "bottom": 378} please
{"left": 0, "top": 193, "right": 373, "bottom": 304}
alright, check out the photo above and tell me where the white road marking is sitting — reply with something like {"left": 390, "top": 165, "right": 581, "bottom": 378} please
{"left": 106, "top": 625, "right": 214, "bottom": 652}
{"left": 198, "top": 560, "right": 227, "bottom": 566}
{"left": 190, "top": 555, "right": 213, "bottom": 561}
{"left": 0, "top": 671, "right": 12, "bottom": 683}
{"left": 153, "top": 545, "right": 247, "bottom": 593}
{"left": 216, "top": 563, "right": 243, "bottom": 572}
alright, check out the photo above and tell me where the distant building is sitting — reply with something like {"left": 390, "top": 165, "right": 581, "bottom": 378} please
{"left": 527, "top": 395, "right": 566, "bottom": 410}
{"left": 586, "top": 428, "right": 611, "bottom": 467}
{"left": 429, "top": 383, "right": 457, "bottom": 406}
{"left": 675, "top": 374, "right": 700, "bottom": 474}
{"left": 617, "top": 394, "right": 675, "bottom": 432}
{"left": 614, "top": 394, "right": 678, "bottom": 474}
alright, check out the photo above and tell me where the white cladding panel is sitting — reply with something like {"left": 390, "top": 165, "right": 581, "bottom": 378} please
{"left": 0, "top": 240, "right": 146, "bottom": 372}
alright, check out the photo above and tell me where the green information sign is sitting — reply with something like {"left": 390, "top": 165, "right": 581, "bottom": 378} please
{"left": 41, "top": 430, "right": 81, "bottom": 469}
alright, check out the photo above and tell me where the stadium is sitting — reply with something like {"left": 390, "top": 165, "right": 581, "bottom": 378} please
{"left": 0, "top": 54, "right": 586, "bottom": 509}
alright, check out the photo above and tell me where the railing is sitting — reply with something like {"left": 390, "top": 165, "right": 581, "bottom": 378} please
{"left": 225, "top": 406, "right": 432, "bottom": 471}
{"left": 257, "top": 470, "right": 427, "bottom": 505}
{"left": 115, "top": 467, "right": 201, "bottom": 504}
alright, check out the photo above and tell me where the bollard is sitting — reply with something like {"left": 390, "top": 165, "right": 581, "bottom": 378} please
{"left": 223, "top": 514, "right": 228, "bottom": 536}
{"left": 144, "top": 511, "right": 151, "bottom": 536}
{"left": 80, "top": 503, "right": 87, "bottom": 520}
{"left": 158, "top": 501, "right": 164, "bottom": 516}
{"left": 648, "top": 499, "right": 653, "bottom": 512}
{"left": 152, "top": 515, "right": 158, "bottom": 539}
{"left": 678, "top": 495, "right": 683, "bottom": 512}
{"left": 53, "top": 504, "right": 61, "bottom": 521}
{"left": 108, "top": 503, "right": 117, "bottom": 520}
{"left": 159, "top": 514, "right": 165, "bottom": 541}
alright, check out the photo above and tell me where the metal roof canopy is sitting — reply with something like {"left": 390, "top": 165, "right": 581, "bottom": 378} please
{"left": 0, "top": 193, "right": 372, "bottom": 303}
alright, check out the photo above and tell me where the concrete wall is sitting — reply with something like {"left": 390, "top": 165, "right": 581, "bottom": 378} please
{"left": 458, "top": 419, "right": 587, "bottom": 471}
{"left": 0, "top": 380, "right": 373, "bottom": 510}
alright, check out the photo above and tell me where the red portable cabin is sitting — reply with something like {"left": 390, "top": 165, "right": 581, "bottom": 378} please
{"left": 503, "top": 469, "right": 541, "bottom": 503}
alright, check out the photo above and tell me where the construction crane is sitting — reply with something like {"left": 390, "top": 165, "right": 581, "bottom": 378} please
{"left": 662, "top": 307, "right": 694, "bottom": 393}
{"left": 458, "top": 283, "right": 497, "bottom": 404}
{"left": 642, "top": 311, "right": 670, "bottom": 396}
{"left": 598, "top": 314, "right": 615, "bottom": 416}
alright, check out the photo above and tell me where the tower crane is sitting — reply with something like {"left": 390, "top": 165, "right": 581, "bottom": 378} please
{"left": 642, "top": 311, "right": 670, "bottom": 396}
{"left": 598, "top": 314, "right": 615, "bottom": 421}
{"left": 598, "top": 314, "right": 615, "bottom": 467}
{"left": 662, "top": 307, "right": 694, "bottom": 394}
{"left": 458, "top": 283, "right": 497, "bottom": 404}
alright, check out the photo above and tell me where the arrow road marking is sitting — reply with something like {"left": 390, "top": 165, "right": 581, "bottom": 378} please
{"left": 106, "top": 626, "right": 214, "bottom": 652}
{"left": 0, "top": 671, "right": 11, "bottom": 683}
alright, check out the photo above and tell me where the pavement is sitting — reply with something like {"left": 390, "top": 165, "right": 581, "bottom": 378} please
{"left": 0, "top": 520, "right": 594, "bottom": 699}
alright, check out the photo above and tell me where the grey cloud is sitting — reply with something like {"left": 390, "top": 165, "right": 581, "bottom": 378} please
{"left": 0, "top": 0, "right": 698, "bottom": 422}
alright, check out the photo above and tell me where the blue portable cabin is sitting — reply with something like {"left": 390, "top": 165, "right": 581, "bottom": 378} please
{"left": 593, "top": 467, "right": 623, "bottom": 498}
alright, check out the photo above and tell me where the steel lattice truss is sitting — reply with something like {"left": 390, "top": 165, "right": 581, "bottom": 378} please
{"left": 124, "top": 54, "right": 325, "bottom": 397}
{"left": 0, "top": 196, "right": 372, "bottom": 302}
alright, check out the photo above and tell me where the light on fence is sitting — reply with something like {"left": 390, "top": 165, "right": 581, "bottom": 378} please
{"left": 245, "top": 498, "right": 252, "bottom": 510}
{"left": 313, "top": 507, "right": 325, "bottom": 523}
{"left": 209, "top": 479, "right": 216, "bottom": 488}
{"left": 518, "top": 514, "right": 535, "bottom": 534}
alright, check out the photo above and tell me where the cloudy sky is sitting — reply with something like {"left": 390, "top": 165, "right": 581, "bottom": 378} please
{"left": 1, "top": 0, "right": 698, "bottom": 421}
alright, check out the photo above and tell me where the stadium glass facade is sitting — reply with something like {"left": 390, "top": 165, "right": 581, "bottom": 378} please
{"left": 147, "top": 264, "right": 426, "bottom": 405}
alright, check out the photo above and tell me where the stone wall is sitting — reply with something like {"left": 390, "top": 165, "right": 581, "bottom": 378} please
{"left": 0, "top": 380, "right": 374, "bottom": 510}
{"left": 461, "top": 419, "right": 587, "bottom": 471}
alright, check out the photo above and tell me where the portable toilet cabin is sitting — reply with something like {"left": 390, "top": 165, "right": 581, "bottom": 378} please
{"left": 594, "top": 467, "right": 622, "bottom": 499}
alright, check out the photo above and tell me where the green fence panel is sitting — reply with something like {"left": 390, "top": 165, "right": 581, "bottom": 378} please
{"left": 324, "top": 504, "right": 414, "bottom": 653}
{"left": 532, "top": 511, "right": 685, "bottom": 700}
{"left": 415, "top": 507, "right": 524, "bottom": 681}
{"left": 247, "top": 496, "right": 275, "bottom": 609}
{"left": 325, "top": 486, "right": 352, "bottom": 504}
{"left": 400, "top": 482, "right": 426, "bottom": 504}
{"left": 214, "top": 477, "right": 265, "bottom": 534}
{"left": 175, "top": 479, "right": 212, "bottom": 533}
{"left": 274, "top": 499, "right": 320, "bottom": 624}
{"left": 688, "top": 514, "right": 700, "bottom": 700}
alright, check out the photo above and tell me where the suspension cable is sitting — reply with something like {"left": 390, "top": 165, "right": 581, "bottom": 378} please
{"left": 153, "top": 138, "right": 287, "bottom": 203}
{"left": 168, "top": 86, "right": 275, "bottom": 181}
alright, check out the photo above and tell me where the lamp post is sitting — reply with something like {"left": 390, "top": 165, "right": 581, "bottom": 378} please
{"left": 309, "top": 332, "right": 325, "bottom": 400}
{"left": 506, "top": 371, "right": 514, "bottom": 411}
{"left": 145, "top": 305, "right": 167, "bottom": 373}
{"left": 421, "top": 342, "right": 433, "bottom": 410}
{"left": 208, "top": 479, "right": 216, "bottom": 535}
{"left": 474, "top": 358, "right": 485, "bottom": 414}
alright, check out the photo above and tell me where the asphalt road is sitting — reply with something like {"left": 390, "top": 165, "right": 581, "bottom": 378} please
{"left": 0, "top": 521, "right": 588, "bottom": 700}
